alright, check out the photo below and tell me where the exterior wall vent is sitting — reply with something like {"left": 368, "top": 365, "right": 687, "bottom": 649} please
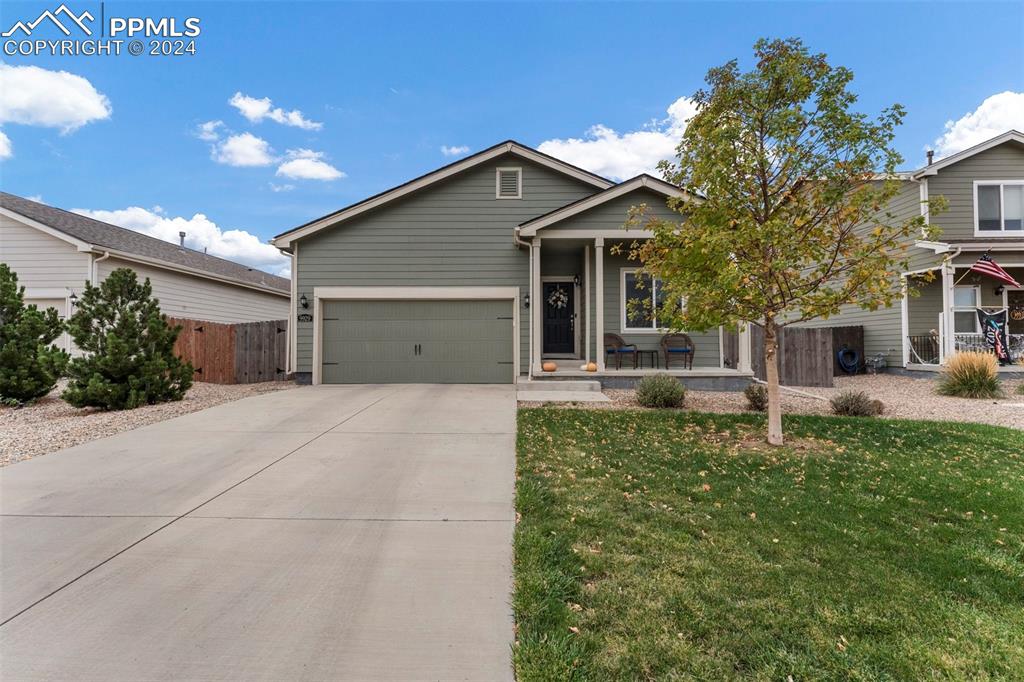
{"left": 496, "top": 167, "right": 522, "bottom": 199}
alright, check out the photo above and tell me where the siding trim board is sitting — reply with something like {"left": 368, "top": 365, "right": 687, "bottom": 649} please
{"left": 311, "top": 286, "right": 520, "bottom": 385}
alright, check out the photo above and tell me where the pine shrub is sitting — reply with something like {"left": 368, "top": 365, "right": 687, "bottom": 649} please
{"left": 743, "top": 383, "right": 769, "bottom": 411}
{"left": 937, "top": 351, "right": 1003, "bottom": 399}
{"left": 63, "top": 268, "right": 193, "bottom": 410}
{"left": 0, "top": 264, "right": 69, "bottom": 404}
{"left": 830, "top": 390, "right": 884, "bottom": 417}
{"left": 636, "top": 374, "right": 686, "bottom": 408}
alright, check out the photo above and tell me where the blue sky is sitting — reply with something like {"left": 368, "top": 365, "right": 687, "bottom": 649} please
{"left": 1, "top": 1, "right": 1022, "bottom": 275}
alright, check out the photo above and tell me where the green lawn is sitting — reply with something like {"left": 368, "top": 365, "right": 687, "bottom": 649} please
{"left": 514, "top": 409, "right": 1024, "bottom": 680}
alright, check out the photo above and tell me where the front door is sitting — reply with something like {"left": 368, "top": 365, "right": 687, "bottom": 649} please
{"left": 542, "top": 281, "right": 575, "bottom": 355}
{"left": 1008, "top": 290, "right": 1024, "bottom": 335}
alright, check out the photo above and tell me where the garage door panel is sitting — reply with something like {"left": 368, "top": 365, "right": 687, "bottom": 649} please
{"left": 321, "top": 299, "right": 513, "bottom": 384}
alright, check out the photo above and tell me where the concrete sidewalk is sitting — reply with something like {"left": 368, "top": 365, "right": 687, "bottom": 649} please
{"left": 0, "top": 384, "right": 516, "bottom": 681}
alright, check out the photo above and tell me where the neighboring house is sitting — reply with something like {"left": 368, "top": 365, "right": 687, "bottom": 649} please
{"left": 797, "top": 130, "right": 1024, "bottom": 370}
{"left": 272, "top": 141, "right": 754, "bottom": 385}
{"left": 1, "top": 192, "right": 290, "bottom": 353}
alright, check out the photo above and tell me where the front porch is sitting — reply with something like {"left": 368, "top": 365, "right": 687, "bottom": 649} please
{"left": 904, "top": 260, "right": 1024, "bottom": 367}
{"left": 526, "top": 235, "right": 754, "bottom": 383}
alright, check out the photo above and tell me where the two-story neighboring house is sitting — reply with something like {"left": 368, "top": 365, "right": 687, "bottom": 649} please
{"left": 798, "top": 130, "right": 1024, "bottom": 371}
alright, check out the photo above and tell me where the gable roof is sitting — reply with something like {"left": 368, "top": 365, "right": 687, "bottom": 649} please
{"left": 271, "top": 140, "right": 614, "bottom": 249}
{"left": 913, "top": 129, "right": 1024, "bottom": 178}
{"left": 0, "top": 192, "right": 289, "bottom": 295}
{"left": 517, "top": 174, "right": 697, "bottom": 236}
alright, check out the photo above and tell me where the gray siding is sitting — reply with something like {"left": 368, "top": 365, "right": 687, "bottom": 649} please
{"left": 294, "top": 154, "right": 599, "bottom": 373}
{"left": 97, "top": 257, "right": 289, "bottom": 324}
{"left": 536, "top": 188, "right": 719, "bottom": 367}
{"left": 0, "top": 216, "right": 90, "bottom": 292}
{"left": 907, "top": 277, "right": 943, "bottom": 336}
{"left": 797, "top": 182, "right": 939, "bottom": 366}
{"left": 928, "top": 142, "right": 1024, "bottom": 241}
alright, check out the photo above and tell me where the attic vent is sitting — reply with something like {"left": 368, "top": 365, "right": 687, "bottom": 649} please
{"left": 496, "top": 167, "right": 522, "bottom": 199}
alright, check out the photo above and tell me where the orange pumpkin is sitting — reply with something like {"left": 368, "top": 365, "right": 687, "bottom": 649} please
{"left": 585, "top": 362, "right": 598, "bottom": 372}
{"left": 542, "top": 361, "right": 558, "bottom": 372}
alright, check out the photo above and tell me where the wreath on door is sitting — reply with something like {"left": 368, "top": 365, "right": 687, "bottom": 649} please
{"left": 547, "top": 286, "right": 569, "bottom": 310}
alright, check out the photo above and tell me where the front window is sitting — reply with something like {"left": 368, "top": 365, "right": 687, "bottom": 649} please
{"left": 622, "top": 269, "right": 684, "bottom": 331}
{"left": 976, "top": 181, "right": 1024, "bottom": 233}
{"left": 952, "top": 286, "right": 980, "bottom": 333}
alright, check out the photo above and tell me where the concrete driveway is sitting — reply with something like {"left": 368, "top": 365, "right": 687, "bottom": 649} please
{"left": 0, "top": 384, "right": 516, "bottom": 681}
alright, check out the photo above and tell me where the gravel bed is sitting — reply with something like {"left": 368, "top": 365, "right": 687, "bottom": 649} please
{"left": 522, "top": 374, "right": 1024, "bottom": 431}
{"left": 0, "top": 380, "right": 297, "bottom": 466}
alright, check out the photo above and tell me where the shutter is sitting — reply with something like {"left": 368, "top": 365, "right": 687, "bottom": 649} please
{"left": 497, "top": 169, "right": 521, "bottom": 198}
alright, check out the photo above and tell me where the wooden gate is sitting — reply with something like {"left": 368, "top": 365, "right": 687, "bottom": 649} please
{"left": 724, "top": 324, "right": 862, "bottom": 387}
{"left": 168, "top": 317, "right": 288, "bottom": 384}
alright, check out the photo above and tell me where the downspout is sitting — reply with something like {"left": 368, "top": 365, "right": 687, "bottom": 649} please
{"left": 514, "top": 228, "right": 534, "bottom": 379}
{"left": 91, "top": 250, "right": 111, "bottom": 284}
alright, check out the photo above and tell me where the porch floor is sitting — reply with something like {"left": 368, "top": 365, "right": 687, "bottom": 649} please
{"left": 531, "top": 367, "right": 752, "bottom": 379}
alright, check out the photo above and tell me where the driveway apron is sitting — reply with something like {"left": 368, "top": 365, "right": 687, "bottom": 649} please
{"left": 0, "top": 384, "right": 516, "bottom": 681}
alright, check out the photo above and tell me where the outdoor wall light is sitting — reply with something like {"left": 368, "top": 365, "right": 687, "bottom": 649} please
{"left": 299, "top": 293, "right": 309, "bottom": 309}
{"left": 573, "top": 274, "right": 580, "bottom": 286}
{"left": 68, "top": 292, "right": 78, "bottom": 307}
{"left": 524, "top": 294, "right": 530, "bottom": 308}
{"left": 995, "top": 285, "right": 1005, "bottom": 297}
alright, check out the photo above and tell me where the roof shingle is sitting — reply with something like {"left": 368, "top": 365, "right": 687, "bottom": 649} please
{"left": 1, "top": 192, "right": 289, "bottom": 294}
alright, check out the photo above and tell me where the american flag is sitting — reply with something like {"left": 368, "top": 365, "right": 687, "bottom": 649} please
{"left": 969, "top": 253, "right": 1022, "bottom": 288}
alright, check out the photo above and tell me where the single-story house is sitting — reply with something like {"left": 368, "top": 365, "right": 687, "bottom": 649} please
{"left": 1, "top": 192, "right": 290, "bottom": 352}
{"left": 272, "top": 141, "right": 753, "bottom": 385}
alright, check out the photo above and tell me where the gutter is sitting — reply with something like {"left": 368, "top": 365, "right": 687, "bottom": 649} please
{"left": 513, "top": 227, "right": 530, "bottom": 250}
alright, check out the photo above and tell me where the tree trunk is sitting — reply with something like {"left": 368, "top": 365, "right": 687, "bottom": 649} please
{"left": 763, "top": 319, "right": 784, "bottom": 445}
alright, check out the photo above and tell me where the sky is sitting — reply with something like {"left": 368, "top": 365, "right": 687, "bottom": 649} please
{"left": 1, "top": 0, "right": 1022, "bottom": 277}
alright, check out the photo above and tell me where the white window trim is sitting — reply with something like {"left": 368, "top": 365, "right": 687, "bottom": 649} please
{"left": 620, "top": 267, "right": 686, "bottom": 334}
{"left": 495, "top": 167, "right": 522, "bottom": 199}
{"left": 973, "top": 180, "right": 1024, "bottom": 236}
{"left": 952, "top": 284, "right": 982, "bottom": 334}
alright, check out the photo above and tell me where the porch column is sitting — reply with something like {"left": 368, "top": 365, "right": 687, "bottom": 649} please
{"left": 531, "top": 238, "right": 543, "bottom": 374}
{"left": 584, "top": 243, "right": 591, "bottom": 364}
{"left": 737, "top": 322, "right": 752, "bottom": 373}
{"left": 941, "top": 262, "right": 955, "bottom": 362}
{"left": 900, "top": 275, "right": 910, "bottom": 367}
{"left": 595, "top": 237, "right": 605, "bottom": 371}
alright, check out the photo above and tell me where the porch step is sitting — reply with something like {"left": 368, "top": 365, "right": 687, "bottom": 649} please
{"left": 519, "top": 380, "right": 602, "bottom": 392}
{"left": 518, "top": 390, "right": 611, "bottom": 403}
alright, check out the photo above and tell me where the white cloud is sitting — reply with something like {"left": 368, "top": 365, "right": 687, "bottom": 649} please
{"left": 275, "top": 148, "right": 345, "bottom": 181}
{"left": 0, "top": 63, "right": 111, "bottom": 133}
{"left": 229, "top": 92, "right": 322, "bottom": 131}
{"left": 26, "top": 194, "right": 43, "bottom": 202}
{"left": 441, "top": 144, "right": 470, "bottom": 157}
{"left": 212, "top": 132, "right": 274, "bottom": 167}
{"left": 269, "top": 182, "right": 294, "bottom": 192}
{"left": 196, "top": 120, "right": 223, "bottom": 141}
{"left": 537, "top": 96, "right": 697, "bottom": 181}
{"left": 0, "top": 130, "right": 10, "bottom": 159}
{"left": 932, "top": 91, "right": 1024, "bottom": 159}
{"left": 72, "top": 205, "right": 290, "bottom": 276}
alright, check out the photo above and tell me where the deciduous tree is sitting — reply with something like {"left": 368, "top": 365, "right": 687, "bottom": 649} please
{"left": 629, "top": 38, "right": 944, "bottom": 444}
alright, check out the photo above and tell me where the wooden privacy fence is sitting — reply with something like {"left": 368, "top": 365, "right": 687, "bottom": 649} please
{"left": 724, "top": 325, "right": 865, "bottom": 388}
{"left": 168, "top": 317, "right": 288, "bottom": 384}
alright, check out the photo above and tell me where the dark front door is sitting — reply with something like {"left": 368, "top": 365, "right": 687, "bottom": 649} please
{"left": 542, "top": 281, "right": 575, "bottom": 355}
{"left": 1009, "top": 291, "right": 1024, "bottom": 335}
